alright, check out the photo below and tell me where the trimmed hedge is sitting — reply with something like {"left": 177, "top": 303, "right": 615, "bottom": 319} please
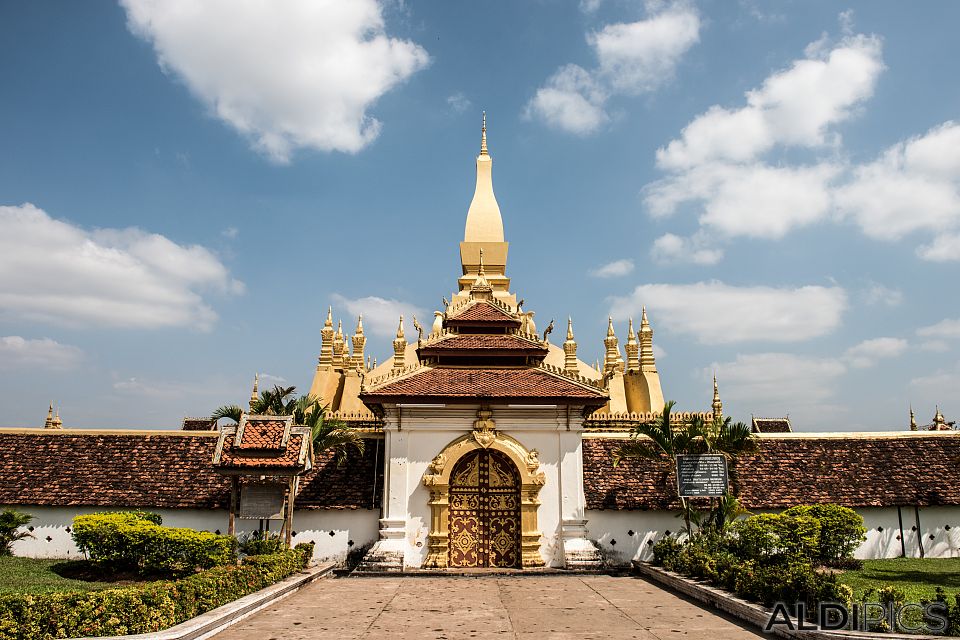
{"left": 782, "top": 504, "right": 866, "bottom": 566}
{"left": 71, "top": 512, "right": 237, "bottom": 576}
{"left": 0, "top": 544, "right": 314, "bottom": 640}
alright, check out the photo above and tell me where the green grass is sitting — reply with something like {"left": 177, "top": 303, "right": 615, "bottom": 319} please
{"left": 0, "top": 556, "right": 127, "bottom": 594}
{"left": 840, "top": 557, "right": 960, "bottom": 602}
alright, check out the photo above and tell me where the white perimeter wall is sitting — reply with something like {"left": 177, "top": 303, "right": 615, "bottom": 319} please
{"left": 10, "top": 505, "right": 380, "bottom": 564}
{"left": 585, "top": 505, "right": 960, "bottom": 566}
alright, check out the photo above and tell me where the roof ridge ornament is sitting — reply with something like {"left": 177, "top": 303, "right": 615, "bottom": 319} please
{"left": 480, "top": 111, "right": 488, "bottom": 156}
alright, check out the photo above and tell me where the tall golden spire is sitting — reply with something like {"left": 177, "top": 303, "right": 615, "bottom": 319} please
{"left": 712, "top": 374, "right": 723, "bottom": 420}
{"left": 44, "top": 402, "right": 55, "bottom": 429}
{"left": 933, "top": 405, "right": 946, "bottom": 429}
{"left": 464, "top": 112, "right": 503, "bottom": 243}
{"left": 332, "top": 319, "right": 346, "bottom": 366}
{"left": 910, "top": 405, "right": 917, "bottom": 431}
{"left": 52, "top": 406, "right": 62, "bottom": 429}
{"left": 563, "top": 317, "right": 579, "bottom": 374}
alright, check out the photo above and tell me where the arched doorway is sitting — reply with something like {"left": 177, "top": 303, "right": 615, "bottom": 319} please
{"left": 448, "top": 449, "right": 521, "bottom": 568}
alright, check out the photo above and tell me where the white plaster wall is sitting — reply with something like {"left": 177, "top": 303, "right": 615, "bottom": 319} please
{"left": 385, "top": 404, "right": 580, "bottom": 568}
{"left": 9, "top": 505, "right": 379, "bottom": 563}
{"left": 585, "top": 509, "right": 685, "bottom": 566}
{"left": 585, "top": 506, "right": 960, "bottom": 563}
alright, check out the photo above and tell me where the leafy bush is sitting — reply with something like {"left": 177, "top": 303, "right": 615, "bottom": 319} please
{"left": 0, "top": 510, "right": 33, "bottom": 556}
{"left": 782, "top": 504, "right": 866, "bottom": 566}
{"left": 728, "top": 513, "right": 821, "bottom": 563}
{"left": 651, "top": 505, "right": 860, "bottom": 622}
{"left": 71, "top": 512, "right": 237, "bottom": 576}
{"left": 0, "top": 549, "right": 309, "bottom": 640}
{"left": 238, "top": 531, "right": 286, "bottom": 556}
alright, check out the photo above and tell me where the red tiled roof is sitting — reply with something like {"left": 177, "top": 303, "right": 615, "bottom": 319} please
{"left": 582, "top": 434, "right": 960, "bottom": 510}
{"left": 0, "top": 432, "right": 229, "bottom": 509}
{"left": 419, "top": 333, "right": 547, "bottom": 355}
{"left": 362, "top": 366, "right": 606, "bottom": 404}
{"left": 752, "top": 418, "right": 792, "bottom": 433}
{"left": 297, "top": 441, "right": 384, "bottom": 510}
{"left": 216, "top": 432, "right": 307, "bottom": 471}
{"left": 235, "top": 420, "right": 287, "bottom": 450}
{"left": 181, "top": 417, "right": 217, "bottom": 431}
{"left": 0, "top": 430, "right": 382, "bottom": 510}
{"left": 446, "top": 301, "right": 520, "bottom": 325}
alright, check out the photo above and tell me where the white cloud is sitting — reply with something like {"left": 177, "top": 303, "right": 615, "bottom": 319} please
{"left": 525, "top": 4, "right": 700, "bottom": 135}
{"left": 447, "top": 92, "right": 471, "bottom": 114}
{"left": 590, "top": 7, "right": 701, "bottom": 95}
{"left": 835, "top": 122, "right": 960, "bottom": 257}
{"left": 524, "top": 65, "right": 609, "bottom": 136}
{"left": 917, "top": 318, "right": 960, "bottom": 339}
{"left": 645, "top": 162, "right": 841, "bottom": 239}
{"left": 0, "top": 336, "right": 83, "bottom": 371}
{"left": 0, "top": 204, "right": 242, "bottom": 331}
{"left": 920, "top": 340, "right": 950, "bottom": 353}
{"left": 590, "top": 258, "right": 634, "bottom": 278}
{"left": 331, "top": 294, "right": 425, "bottom": 338}
{"left": 122, "top": 0, "right": 429, "bottom": 162}
{"left": 580, "top": 0, "right": 603, "bottom": 13}
{"left": 842, "top": 337, "right": 907, "bottom": 368}
{"left": 650, "top": 232, "right": 723, "bottom": 265}
{"left": 643, "top": 23, "right": 895, "bottom": 262}
{"left": 656, "top": 33, "right": 882, "bottom": 170}
{"left": 221, "top": 226, "right": 239, "bottom": 240}
{"left": 712, "top": 352, "right": 847, "bottom": 408}
{"left": 863, "top": 283, "right": 903, "bottom": 307}
{"left": 609, "top": 281, "right": 847, "bottom": 344}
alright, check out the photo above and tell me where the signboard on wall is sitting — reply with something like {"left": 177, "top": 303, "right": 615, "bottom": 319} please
{"left": 239, "top": 483, "right": 286, "bottom": 520}
{"left": 675, "top": 454, "right": 728, "bottom": 497}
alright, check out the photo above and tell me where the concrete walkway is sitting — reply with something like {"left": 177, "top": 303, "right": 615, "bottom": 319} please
{"left": 212, "top": 574, "right": 765, "bottom": 639}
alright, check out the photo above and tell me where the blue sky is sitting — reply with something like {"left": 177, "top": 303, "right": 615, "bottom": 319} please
{"left": 1, "top": 0, "right": 958, "bottom": 431}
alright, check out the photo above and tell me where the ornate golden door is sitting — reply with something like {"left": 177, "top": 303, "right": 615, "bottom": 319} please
{"left": 448, "top": 449, "right": 521, "bottom": 568}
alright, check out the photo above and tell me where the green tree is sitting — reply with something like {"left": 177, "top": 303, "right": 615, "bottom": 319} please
{"left": 613, "top": 401, "right": 757, "bottom": 536}
{"left": 0, "top": 508, "right": 33, "bottom": 555}
{"left": 212, "top": 385, "right": 364, "bottom": 464}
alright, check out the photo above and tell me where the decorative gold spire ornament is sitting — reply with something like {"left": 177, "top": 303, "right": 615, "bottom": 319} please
{"left": 480, "top": 111, "right": 488, "bottom": 156}
{"left": 910, "top": 405, "right": 917, "bottom": 431}
{"left": 639, "top": 306, "right": 657, "bottom": 373}
{"left": 44, "top": 402, "right": 55, "bottom": 429}
{"left": 933, "top": 405, "right": 947, "bottom": 430}
{"left": 563, "top": 317, "right": 579, "bottom": 374}
{"left": 332, "top": 319, "right": 346, "bottom": 366}
{"left": 624, "top": 318, "right": 639, "bottom": 372}
{"left": 352, "top": 314, "right": 366, "bottom": 368}
{"left": 603, "top": 317, "right": 622, "bottom": 374}
{"left": 712, "top": 374, "right": 723, "bottom": 420}
{"left": 53, "top": 407, "right": 62, "bottom": 429}
{"left": 392, "top": 315, "right": 406, "bottom": 372}
{"left": 319, "top": 306, "right": 335, "bottom": 367}
{"left": 249, "top": 374, "right": 259, "bottom": 412}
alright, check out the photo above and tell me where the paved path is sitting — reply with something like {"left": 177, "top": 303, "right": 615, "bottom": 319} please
{"left": 213, "top": 574, "right": 765, "bottom": 639}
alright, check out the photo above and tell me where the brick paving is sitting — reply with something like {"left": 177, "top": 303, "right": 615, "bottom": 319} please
{"left": 212, "top": 574, "right": 765, "bottom": 639}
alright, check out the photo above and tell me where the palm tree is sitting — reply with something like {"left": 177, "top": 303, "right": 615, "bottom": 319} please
{"left": 211, "top": 385, "right": 364, "bottom": 465}
{"left": 0, "top": 508, "right": 33, "bottom": 555}
{"left": 612, "top": 401, "right": 757, "bottom": 536}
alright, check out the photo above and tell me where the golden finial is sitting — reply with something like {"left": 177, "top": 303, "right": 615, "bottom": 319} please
{"left": 396, "top": 315, "right": 405, "bottom": 339}
{"left": 478, "top": 247, "right": 485, "bottom": 276}
{"left": 53, "top": 406, "right": 62, "bottom": 429}
{"left": 712, "top": 373, "right": 723, "bottom": 420}
{"left": 355, "top": 313, "right": 364, "bottom": 335}
{"left": 607, "top": 317, "right": 615, "bottom": 337}
{"left": 325, "top": 305, "right": 333, "bottom": 328}
{"left": 44, "top": 402, "right": 54, "bottom": 429}
{"left": 249, "top": 374, "right": 259, "bottom": 412}
{"left": 566, "top": 317, "right": 575, "bottom": 341}
{"left": 910, "top": 404, "right": 917, "bottom": 431}
{"left": 480, "top": 111, "right": 488, "bottom": 156}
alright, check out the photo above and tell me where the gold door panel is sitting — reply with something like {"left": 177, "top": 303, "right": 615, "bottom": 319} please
{"left": 448, "top": 449, "right": 520, "bottom": 568}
